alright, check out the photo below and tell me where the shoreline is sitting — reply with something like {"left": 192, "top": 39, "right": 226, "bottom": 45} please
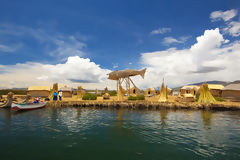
{"left": 46, "top": 101, "right": 240, "bottom": 111}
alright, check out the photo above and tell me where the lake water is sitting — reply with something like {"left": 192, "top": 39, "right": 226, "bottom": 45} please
{"left": 0, "top": 108, "right": 240, "bottom": 160}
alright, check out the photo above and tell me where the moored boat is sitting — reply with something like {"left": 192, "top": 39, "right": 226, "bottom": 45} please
{"left": 11, "top": 102, "right": 48, "bottom": 111}
{"left": 0, "top": 92, "right": 14, "bottom": 108}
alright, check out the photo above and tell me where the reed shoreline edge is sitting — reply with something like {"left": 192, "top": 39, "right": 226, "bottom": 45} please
{"left": 46, "top": 101, "right": 240, "bottom": 111}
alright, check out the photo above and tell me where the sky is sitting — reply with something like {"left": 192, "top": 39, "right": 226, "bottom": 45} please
{"left": 0, "top": 0, "right": 240, "bottom": 89}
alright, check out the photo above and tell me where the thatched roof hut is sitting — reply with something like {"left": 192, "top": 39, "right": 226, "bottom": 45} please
{"left": 167, "top": 87, "right": 173, "bottom": 95}
{"left": 144, "top": 88, "right": 157, "bottom": 96}
{"left": 183, "top": 94, "right": 195, "bottom": 102}
{"left": 59, "top": 86, "right": 73, "bottom": 98}
{"left": 208, "top": 84, "right": 224, "bottom": 97}
{"left": 130, "top": 86, "right": 140, "bottom": 95}
{"left": 180, "top": 85, "right": 200, "bottom": 96}
{"left": 222, "top": 83, "right": 240, "bottom": 102}
{"left": 28, "top": 86, "right": 51, "bottom": 98}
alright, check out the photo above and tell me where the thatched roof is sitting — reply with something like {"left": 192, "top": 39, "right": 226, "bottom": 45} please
{"left": 183, "top": 94, "right": 194, "bottom": 98}
{"left": 222, "top": 84, "right": 240, "bottom": 91}
{"left": 181, "top": 85, "right": 200, "bottom": 90}
{"left": 208, "top": 84, "right": 224, "bottom": 90}
{"left": 145, "top": 88, "right": 156, "bottom": 91}
{"left": 28, "top": 86, "right": 51, "bottom": 91}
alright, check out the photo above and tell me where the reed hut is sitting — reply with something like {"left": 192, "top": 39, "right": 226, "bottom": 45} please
{"left": 183, "top": 94, "right": 195, "bottom": 102}
{"left": 59, "top": 86, "right": 73, "bottom": 98}
{"left": 28, "top": 86, "right": 51, "bottom": 98}
{"left": 130, "top": 86, "right": 140, "bottom": 95}
{"left": 198, "top": 83, "right": 216, "bottom": 103}
{"left": 167, "top": 87, "right": 173, "bottom": 95}
{"left": 180, "top": 85, "right": 200, "bottom": 96}
{"left": 222, "top": 83, "right": 240, "bottom": 102}
{"left": 144, "top": 88, "right": 157, "bottom": 96}
{"left": 208, "top": 84, "right": 224, "bottom": 97}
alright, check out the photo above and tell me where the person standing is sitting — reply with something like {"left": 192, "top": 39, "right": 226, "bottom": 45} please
{"left": 59, "top": 90, "right": 63, "bottom": 101}
{"left": 53, "top": 91, "right": 58, "bottom": 101}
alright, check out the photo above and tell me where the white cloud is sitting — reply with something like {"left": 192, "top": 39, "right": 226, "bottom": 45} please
{"left": 136, "top": 28, "right": 240, "bottom": 88}
{"left": 0, "top": 56, "right": 114, "bottom": 89}
{"left": 50, "top": 36, "right": 86, "bottom": 57}
{"left": 112, "top": 63, "right": 118, "bottom": 69}
{"left": 210, "top": 9, "right": 237, "bottom": 22}
{"left": 0, "top": 23, "right": 87, "bottom": 58}
{"left": 209, "top": 9, "right": 240, "bottom": 37}
{"left": 223, "top": 21, "right": 240, "bottom": 37}
{"left": 150, "top": 27, "right": 171, "bottom": 35}
{"left": 0, "top": 43, "right": 22, "bottom": 53}
{"left": 162, "top": 36, "right": 190, "bottom": 45}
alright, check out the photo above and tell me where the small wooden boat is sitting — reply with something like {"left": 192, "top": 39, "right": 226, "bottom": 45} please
{"left": 11, "top": 102, "right": 48, "bottom": 111}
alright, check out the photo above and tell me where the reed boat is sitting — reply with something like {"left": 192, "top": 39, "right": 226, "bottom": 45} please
{"left": 11, "top": 102, "right": 48, "bottom": 111}
{"left": 0, "top": 99, "right": 12, "bottom": 108}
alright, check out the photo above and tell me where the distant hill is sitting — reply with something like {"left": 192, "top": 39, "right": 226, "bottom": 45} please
{"left": 226, "top": 80, "right": 240, "bottom": 85}
{"left": 190, "top": 81, "right": 228, "bottom": 86}
{"left": 12, "top": 88, "right": 28, "bottom": 90}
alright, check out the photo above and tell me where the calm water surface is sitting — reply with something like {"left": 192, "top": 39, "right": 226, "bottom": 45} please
{"left": 0, "top": 108, "right": 240, "bottom": 160}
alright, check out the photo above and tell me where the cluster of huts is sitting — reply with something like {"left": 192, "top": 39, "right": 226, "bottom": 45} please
{"left": 178, "top": 83, "right": 240, "bottom": 102}
{"left": 26, "top": 82, "right": 240, "bottom": 102}
{"left": 28, "top": 85, "right": 74, "bottom": 98}
{"left": 126, "top": 86, "right": 173, "bottom": 97}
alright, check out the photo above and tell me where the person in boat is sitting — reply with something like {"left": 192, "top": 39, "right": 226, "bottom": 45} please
{"left": 33, "top": 98, "right": 39, "bottom": 103}
{"left": 53, "top": 91, "right": 58, "bottom": 101}
{"left": 59, "top": 90, "right": 62, "bottom": 101}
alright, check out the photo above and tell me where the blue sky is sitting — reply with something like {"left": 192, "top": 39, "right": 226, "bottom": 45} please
{"left": 0, "top": 0, "right": 240, "bottom": 89}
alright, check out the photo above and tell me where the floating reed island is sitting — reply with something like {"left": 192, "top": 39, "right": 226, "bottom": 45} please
{"left": 43, "top": 81, "right": 240, "bottom": 111}
{"left": 1, "top": 68, "right": 240, "bottom": 111}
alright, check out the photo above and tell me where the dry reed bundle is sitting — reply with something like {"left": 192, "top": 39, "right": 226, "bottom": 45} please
{"left": 158, "top": 82, "right": 167, "bottom": 102}
{"left": 49, "top": 83, "right": 58, "bottom": 100}
{"left": 77, "top": 86, "right": 85, "bottom": 98}
{"left": 198, "top": 83, "right": 216, "bottom": 103}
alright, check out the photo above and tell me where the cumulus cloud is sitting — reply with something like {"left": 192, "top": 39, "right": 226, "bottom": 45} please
{"left": 162, "top": 36, "right": 190, "bottom": 45}
{"left": 150, "top": 27, "right": 171, "bottom": 35}
{"left": 136, "top": 28, "right": 240, "bottom": 88}
{"left": 210, "top": 9, "right": 237, "bottom": 22}
{"left": 0, "top": 56, "right": 114, "bottom": 89}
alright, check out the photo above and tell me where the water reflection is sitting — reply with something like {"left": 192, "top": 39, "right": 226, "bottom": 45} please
{"left": 201, "top": 110, "right": 212, "bottom": 130}
{"left": 116, "top": 109, "right": 123, "bottom": 128}
{"left": 49, "top": 107, "right": 60, "bottom": 127}
{"left": 0, "top": 109, "right": 12, "bottom": 127}
{"left": 0, "top": 108, "right": 240, "bottom": 159}
{"left": 76, "top": 107, "right": 82, "bottom": 120}
{"left": 159, "top": 109, "right": 168, "bottom": 128}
